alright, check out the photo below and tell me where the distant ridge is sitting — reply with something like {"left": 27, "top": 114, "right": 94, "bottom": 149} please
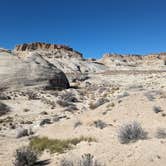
{"left": 13, "top": 42, "right": 83, "bottom": 58}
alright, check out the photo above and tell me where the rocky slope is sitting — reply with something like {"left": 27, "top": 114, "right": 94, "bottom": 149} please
{"left": 13, "top": 42, "right": 108, "bottom": 74}
{"left": 99, "top": 53, "right": 166, "bottom": 70}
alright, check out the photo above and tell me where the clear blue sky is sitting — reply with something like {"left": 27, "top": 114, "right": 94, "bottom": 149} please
{"left": 0, "top": 0, "right": 166, "bottom": 58}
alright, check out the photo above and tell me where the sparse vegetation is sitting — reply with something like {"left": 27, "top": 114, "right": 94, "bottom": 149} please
{"left": 64, "top": 105, "right": 78, "bottom": 112}
{"left": 79, "top": 153, "right": 102, "bottom": 166}
{"left": 74, "top": 121, "right": 82, "bottom": 128}
{"left": 41, "top": 97, "right": 56, "bottom": 108}
{"left": 57, "top": 91, "right": 78, "bottom": 107}
{"left": 153, "top": 106, "right": 163, "bottom": 114}
{"left": 89, "top": 98, "right": 109, "bottom": 110}
{"left": 93, "top": 120, "right": 107, "bottom": 129}
{"left": 0, "top": 101, "right": 10, "bottom": 116}
{"left": 60, "top": 153, "right": 103, "bottom": 166}
{"left": 30, "top": 136, "right": 96, "bottom": 154}
{"left": 72, "top": 73, "right": 89, "bottom": 82}
{"left": 0, "top": 93, "right": 11, "bottom": 100}
{"left": 13, "top": 146, "right": 38, "bottom": 166}
{"left": 118, "top": 121, "right": 146, "bottom": 144}
{"left": 155, "top": 128, "right": 166, "bottom": 139}
{"left": 60, "top": 158, "right": 74, "bottom": 166}
{"left": 117, "top": 91, "right": 129, "bottom": 99}
{"left": 0, "top": 116, "right": 13, "bottom": 124}
{"left": 26, "top": 91, "right": 39, "bottom": 100}
{"left": 144, "top": 90, "right": 162, "bottom": 101}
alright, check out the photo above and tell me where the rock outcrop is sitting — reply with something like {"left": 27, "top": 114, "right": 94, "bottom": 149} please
{"left": 101, "top": 53, "right": 166, "bottom": 62}
{"left": 13, "top": 42, "right": 83, "bottom": 59}
{"left": 0, "top": 48, "right": 11, "bottom": 53}
{"left": 13, "top": 42, "right": 108, "bottom": 74}
{"left": 99, "top": 53, "right": 166, "bottom": 70}
{"left": 0, "top": 52, "right": 70, "bottom": 90}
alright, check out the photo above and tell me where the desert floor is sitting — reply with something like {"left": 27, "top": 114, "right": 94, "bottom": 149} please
{"left": 1, "top": 71, "right": 166, "bottom": 166}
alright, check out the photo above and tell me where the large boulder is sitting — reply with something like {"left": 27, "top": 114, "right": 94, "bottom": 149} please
{"left": 0, "top": 51, "right": 70, "bottom": 90}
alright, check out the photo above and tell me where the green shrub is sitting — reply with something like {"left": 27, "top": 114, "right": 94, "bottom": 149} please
{"left": 30, "top": 136, "right": 96, "bottom": 154}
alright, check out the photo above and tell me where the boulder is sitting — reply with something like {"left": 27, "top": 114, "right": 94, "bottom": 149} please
{"left": 0, "top": 52, "right": 70, "bottom": 90}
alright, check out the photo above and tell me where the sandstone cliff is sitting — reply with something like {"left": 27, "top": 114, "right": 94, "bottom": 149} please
{"left": 13, "top": 42, "right": 83, "bottom": 59}
{"left": 99, "top": 53, "right": 166, "bottom": 70}
{"left": 13, "top": 42, "right": 108, "bottom": 74}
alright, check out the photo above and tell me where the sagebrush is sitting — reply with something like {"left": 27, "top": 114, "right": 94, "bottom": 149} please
{"left": 13, "top": 146, "right": 38, "bottom": 166}
{"left": 118, "top": 121, "right": 146, "bottom": 144}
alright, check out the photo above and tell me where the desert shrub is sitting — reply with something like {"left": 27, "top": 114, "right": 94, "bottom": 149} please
{"left": 60, "top": 158, "right": 74, "bottom": 166}
{"left": 79, "top": 153, "right": 102, "bottom": 166}
{"left": 77, "top": 74, "right": 89, "bottom": 82}
{"left": 57, "top": 100, "right": 73, "bottom": 107}
{"left": 57, "top": 92, "right": 78, "bottom": 107}
{"left": 128, "top": 85, "right": 143, "bottom": 90}
{"left": 89, "top": 98, "right": 109, "bottom": 110}
{"left": 39, "top": 118, "right": 51, "bottom": 126}
{"left": 60, "top": 153, "right": 103, "bottom": 166}
{"left": 0, "top": 101, "right": 10, "bottom": 116}
{"left": 144, "top": 90, "right": 162, "bottom": 101}
{"left": 155, "top": 128, "right": 166, "bottom": 139}
{"left": 153, "top": 106, "right": 162, "bottom": 113}
{"left": 0, "top": 93, "right": 11, "bottom": 100}
{"left": 26, "top": 91, "right": 39, "bottom": 100}
{"left": 30, "top": 136, "right": 96, "bottom": 154}
{"left": 74, "top": 121, "right": 82, "bottom": 128}
{"left": 117, "top": 92, "right": 129, "bottom": 99}
{"left": 72, "top": 74, "right": 89, "bottom": 82}
{"left": 13, "top": 146, "right": 38, "bottom": 166}
{"left": 64, "top": 105, "right": 78, "bottom": 112}
{"left": 118, "top": 121, "right": 146, "bottom": 144}
{"left": 60, "top": 92, "right": 78, "bottom": 102}
{"left": 41, "top": 97, "right": 56, "bottom": 108}
{"left": 93, "top": 120, "right": 107, "bottom": 129}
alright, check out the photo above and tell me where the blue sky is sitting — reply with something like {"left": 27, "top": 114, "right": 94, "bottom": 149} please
{"left": 0, "top": 0, "right": 166, "bottom": 58}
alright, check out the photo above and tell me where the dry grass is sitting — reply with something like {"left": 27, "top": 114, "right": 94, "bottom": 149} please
{"left": 30, "top": 136, "right": 96, "bottom": 154}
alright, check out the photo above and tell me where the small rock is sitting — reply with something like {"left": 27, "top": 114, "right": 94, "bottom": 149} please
{"left": 52, "top": 115, "right": 61, "bottom": 122}
{"left": 153, "top": 106, "right": 163, "bottom": 114}
{"left": 9, "top": 123, "right": 16, "bottom": 129}
{"left": 39, "top": 118, "right": 51, "bottom": 126}
{"left": 16, "top": 128, "right": 28, "bottom": 138}
{"left": 161, "top": 113, "right": 166, "bottom": 117}
{"left": 40, "top": 111, "right": 48, "bottom": 115}
{"left": 93, "top": 120, "right": 107, "bottom": 129}
{"left": 24, "top": 121, "right": 33, "bottom": 124}
{"left": 27, "top": 127, "right": 34, "bottom": 136}
{"left": 23, "top": 108, "right": 30, "bottom": 112}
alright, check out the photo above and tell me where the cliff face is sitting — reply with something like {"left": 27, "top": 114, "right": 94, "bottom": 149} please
{"left": 12, "top": 42, "right": 107, "bottom": 74}
{"left": 14, "top": 42, "right": 73, "bottom": 51}
{"left": 99, "top": 53, "right": 166, "bottom": 70}
{"left": 102, "top": 53, "right": 166, "bottom": 62}
{"left": 13, "top": 42, "right": 83, "bottom": 59}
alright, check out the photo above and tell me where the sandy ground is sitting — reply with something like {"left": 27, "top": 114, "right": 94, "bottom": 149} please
{"left": 0, "top": 71, "right": 166, "bottom": 166}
